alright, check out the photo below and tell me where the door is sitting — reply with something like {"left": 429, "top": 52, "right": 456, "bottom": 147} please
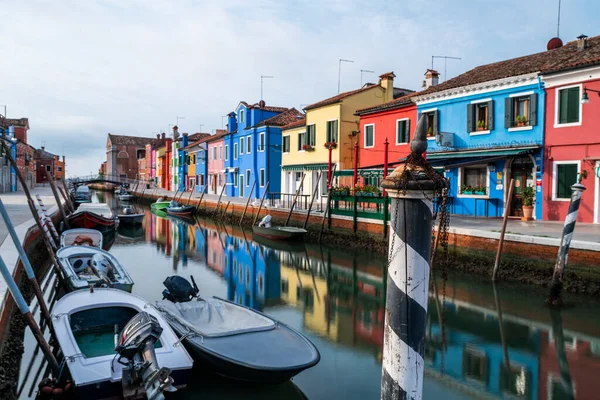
{"left": 211, "top": 174, "right": 217, "bottom": 194}
{"left": 239, "top": 175, "right": 245, "bottom": 197}
{"left": 509, "top": 157, "right": 534, "bottom": 217}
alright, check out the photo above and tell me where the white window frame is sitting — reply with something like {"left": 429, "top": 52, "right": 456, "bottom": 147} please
{"left": 298, "top": 132, "right": 306, "bottom": 152}
{"left": 259, "top": 168, "right": 265, "bottom": 187}
{"left": 457, "top": 164, "right": 491, "bottom": 199}
{"left": 258, "top": 132, "right": 265, "bottom": 152}
{"left": 234, "top": 143, "right": 238, "bottom": 160}
{"left": 364, "top": 123, "right": 375, "bottom": 148}
{"left": 246, "top": 169, "right": 251, "bottom": 186}
{"left": 219, "top": 145, "right": 223, "bottom": 160}
{"left": 420, "top": 107, "right": 438, "bottom": 141}
{"left": 240, "top": 137, "right": 245, "bottom": 155}
{"left": 282, "top": 135, "right": 290, "bottom": 153}
{"left": 224, "top": 145, "right": 229, "bottom": 161}
{"left": 234, "top": 172, "right": 238, "bottom": 188}
{"left": 326, "top": 119, "right": 338, "bottom": 143}
{"left": 246, "top": 135, "right": 252, "bottom": 154}
{"left": 395, "top": 118, "right": 410, "bottom": 145}
{"left": 554, "top": 83, "right": 583, "bottom": 128}
{"left": 552, "top": 160, "right": 581, "bottom": 202}
{"left": 469, "top": 98, "right": 492, "bottom": 135}
{"left": 239, "top": 109, "right": 244, "bottom": 123}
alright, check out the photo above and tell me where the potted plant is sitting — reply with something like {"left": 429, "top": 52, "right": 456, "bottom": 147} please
{"left": 521, "top": 185, "right": 535, "bottom": 221}
{"left": 516, "top": 115, "right": 528, "bottom": 127}
{"left": 474, "top": 185, "right": 486, "bottom": 195}
{"left": 355, "top": 186, "right": 364, "bottom": 196}
{"left": 461, "top": 185, "right": 473, "bottom": 195}
{"left": 324, "top": 141, "right": 337, "bottom": 149}
{"left": 427, "top": 127, "right": 433, "bottom": 137}
{"left": 302, "top": 144, "right": 314, "bottom": 151}
{"left": 477, "top": 120, "right": 487, "bottom": 131}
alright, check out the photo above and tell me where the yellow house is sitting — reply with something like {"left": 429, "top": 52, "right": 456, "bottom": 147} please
{"left": 280, "top": 72, "right": 403, "bottom": 201}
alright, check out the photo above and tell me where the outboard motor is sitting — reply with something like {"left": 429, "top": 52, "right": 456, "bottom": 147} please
{"left": 115, "top": 312, "right": 176, "bottom": 400}
{"left": 162, "top": 275, "right": 199, "bottom": 303}
{"left": 91, "top": 253, "right": 114, "bottom": 285}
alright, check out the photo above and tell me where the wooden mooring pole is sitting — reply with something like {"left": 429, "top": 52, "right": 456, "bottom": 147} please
{"left": 240, "top": 180, "right": 256, "bottom": 226}
{"left": 253, "top": 181, "right": 270, "bottom": 226}
{"left": 286, "top": 173, "right": 305, "bottom": 226}
{"left": 492, "top": 178, "right": 515, "bottom": 281}
{"left": 213, "top": 185, "right": 226, "bottom": 217}
{"left": 46, "top": 171, "right": 70, "bottom": 229}
{"left": 304, "top": 172, "right": 322, "bottom": 229}
{"left": 195, "top": 185, "right": 208, "bottom": 212}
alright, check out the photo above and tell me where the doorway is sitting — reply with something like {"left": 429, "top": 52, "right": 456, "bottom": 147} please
{"left": 509, "top": 157, "right": 534, "bottom": 217}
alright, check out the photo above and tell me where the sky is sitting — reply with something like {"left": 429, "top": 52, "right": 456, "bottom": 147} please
{"left": 1, "top": 0, "right": 599, "bottom": 177}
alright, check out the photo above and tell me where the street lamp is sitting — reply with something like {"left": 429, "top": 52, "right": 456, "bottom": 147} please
{"left": 581, "top": 87, "right": 600, "bottom": 104}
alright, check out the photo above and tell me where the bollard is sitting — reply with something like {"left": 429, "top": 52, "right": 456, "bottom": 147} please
{"left": 548, "top": 182, "right": 586, "bottom": 306}
{"left": 379, "top": 114, "right": 447, "bottom": 400}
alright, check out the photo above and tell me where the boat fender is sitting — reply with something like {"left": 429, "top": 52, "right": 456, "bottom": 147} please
{"left": 38, "top": 377, "right": 73, "bottom": 399}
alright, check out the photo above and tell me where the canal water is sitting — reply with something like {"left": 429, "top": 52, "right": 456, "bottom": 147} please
{"left": 17, "top": 191, "right": 600, "bottom": 399}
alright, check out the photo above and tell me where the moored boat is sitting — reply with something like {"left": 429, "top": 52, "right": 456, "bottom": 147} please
{"left": 68, "top": 203, "right": 117, "bottom": 233}
{"left": 56, "top": 245, "right": 134, "bottom": 292}
{"left": 166, "top": 204, "right": 195, "bottom": 217}
{"left": 251, "top": 225, "right": 307, "bottom": 241}
{"left": 60, "top": 228, "right": 103, "bottom": 248}
{"left": 117, "top": 207, "right": 144, "bottom": 225}
{"left": 73, "top": 185, "right": 92, "bottom": 206}
{"left": 116, "top": 193, "right": 134, "bottom": 201}
{"left": 52, "top": 289, "right": 194, "bottom": 399}
{"left": 156, "top": 276, "right": 320, "bottom": 384}
{"left": 151, "top": 199, "right": 171, "bottom": 211}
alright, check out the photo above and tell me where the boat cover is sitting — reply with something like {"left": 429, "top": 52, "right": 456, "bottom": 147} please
{"left": 75, "top": 203, "right": 114, "bottom": 218}
{"left": 157, "top": 298, "right": 275, "bottom": 338}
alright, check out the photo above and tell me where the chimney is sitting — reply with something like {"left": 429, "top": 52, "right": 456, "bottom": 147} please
{"left": 41, "top": 146, "right": 45, "bottom": 151}
{"left": 423, "top": 69, "right": 440, "bottom": 89}
{"left": 577, "top": 34, "right": 589, "bottom": 51}
{"left": 172, "top": 125, "right": 179, "bottom": 140}
{"left": 182, "top": 132, "right": 189, "bottom": 148}
{"left": 161, "top": 132, "right": 166, "bottom": 140}
{"left": 156, "top": 134, "right": 160, "bottom": 139}
{"left": 379, "top": 72, "right": 396, "bottom": 102}
{"left": 62, "top": 155, "right": 65, "bottom": 164}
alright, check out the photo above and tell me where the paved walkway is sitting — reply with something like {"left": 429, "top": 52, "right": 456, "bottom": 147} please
{"left": 0, "top": 187, "right": 57, "bottom": 246}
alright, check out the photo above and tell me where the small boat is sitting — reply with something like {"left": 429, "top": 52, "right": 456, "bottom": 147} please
{"left": 151, "top": 198, "right": 171, "bottom": 211}
{"left": 56, "top": 245, "right": 135, "bottom": 292}
{"left": 166, "top": 203, "right": 195, "bottom": 217}
{"left": 52, "top": 289, "right": 194, "bottom": 399}
{"left": 117, "top": 207, "right": 144, "bottom": 225}
{"left": 60, "top": 228, "right": 103, "bottom": 248}
{"left": 156, "top": 276, "right": 320, "bottom": 384}
{"left": 68, "top": 203, "right": 117, "bottom": 233}
{"left": 251, "top": 226, "right": 307, "bottom": 241}
{"left": 73, "top": 185, "right": 92, "bottom": 206}
{"left": 116, "top": 193, "right": 134, "bottom": 201}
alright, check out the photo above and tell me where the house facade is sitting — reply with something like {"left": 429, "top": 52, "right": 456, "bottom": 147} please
{"left": 206, "top": 130, "right": 228, "bottom": 195}
{"left": 105, "top": 133, "right": 155, "bottom": 180}
{"left": 35, "top": 147, "right": 65, "bottom": 183}
{"left": 223, "top": 102, "right": 301, "bottom": 199}
{"left": 540, "top": 35, "right": 600, "bottom": 223}
{"left": 281, "top": 73, "right": 404, "bottom": 204}
{"left": 183, "top": 134, "right": 212, "bottom": 192}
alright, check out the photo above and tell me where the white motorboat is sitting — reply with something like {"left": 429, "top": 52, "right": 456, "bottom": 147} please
{"left": 56, "top": 246, "right": 134, "bottom": 292}
{"left": 52, "top": 289, "right": 194, "bottom": 399}
{"left": 60, "top": 228, "right": 104, "bottom": 248}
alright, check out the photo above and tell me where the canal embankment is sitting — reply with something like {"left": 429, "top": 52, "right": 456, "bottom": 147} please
{"left": 0, "top": 188, "right": 63, "bottom": 398}
{"left": 109, "top": 184, "right": 600, "bottom": 296}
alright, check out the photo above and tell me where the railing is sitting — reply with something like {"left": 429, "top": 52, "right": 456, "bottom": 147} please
{"left": 267, "top": 193, "right": 312, "bottom": 210}
{"left": 329, "top": 194, "right": 391, "bottom": 236}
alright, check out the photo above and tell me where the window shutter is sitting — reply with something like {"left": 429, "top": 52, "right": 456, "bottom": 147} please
{"left": 504, "top": 98, "right": 512, "bottom": 128}
{"left": 405, "top": 120, "right": 410, "bottom": 143}
{"left": 333, "top": 120, "right": 338, "bottom": 142}
{"left": 467, "top": 104, "right": 474, "bottom": 132}
{"left": 487, "top": 100, "right": 495, "bottom": 130}
{"left": 433, "top": 110, "right": 439, "bottom": 135}
{"left": 529, "top": 93, "right": 538, "bottom": 126}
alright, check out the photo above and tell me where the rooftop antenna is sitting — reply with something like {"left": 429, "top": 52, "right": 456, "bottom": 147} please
{"left": 0, "top": 105, "right": 5, "bottom": 118}
{"left": 432, "top": 55, "right": 462, "bottom": 82}
{"left": 556, "top": 0, "right": 562, "bottom": 37}
{"left": 338, "top": 58, "right": 354, "bottom": 94}
{"left": 199, "top": 124, "right": 204, "bottom": 133}
{"left": 360, "top": 69, "right": 375, "bottom": 86}
{"left": 260, "top": 75, "right": 274, "bottom": 101}
{"left": 176, "top": 116, "right": 185, "bottom": 128}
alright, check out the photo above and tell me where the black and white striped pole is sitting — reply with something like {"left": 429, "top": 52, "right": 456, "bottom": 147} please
{"left": 548, "top": 180, "right": 586, "bottom": 306}
{"left": 380, "top": 115, "right": 447, "bottom": 400}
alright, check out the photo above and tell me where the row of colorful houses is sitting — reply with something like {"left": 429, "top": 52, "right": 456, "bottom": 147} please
{"left": 139, "top": 34, "right": 600, "bottom": 223}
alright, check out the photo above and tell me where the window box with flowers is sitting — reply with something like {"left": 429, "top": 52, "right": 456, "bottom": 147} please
{"left": 324, "top": 141, "right": 337, "bottom": 149}
{"left": 302, "top": 144, "right": 315, "bottom": 152}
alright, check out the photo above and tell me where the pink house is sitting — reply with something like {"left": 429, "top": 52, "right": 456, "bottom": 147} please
{"left": 206, "top": 130, "right": 227, "bottom": 195}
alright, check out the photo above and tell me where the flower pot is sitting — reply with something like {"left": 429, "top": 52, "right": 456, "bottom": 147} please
{"left": 474, "top": 191, "right": 485, "bottom": 195}
{"left": 477, "top": 127, "right": 486, "bottom": 132}
{"left": 521, "top": 205, "right": 534, "bottom": 221}
{"left": 463, "top": 191, "right": 473, "bottom": 195}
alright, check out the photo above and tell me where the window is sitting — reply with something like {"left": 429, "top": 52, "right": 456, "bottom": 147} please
{"left": 467, "top": 100, "right": 494, "bottom": 132}
{"left": 246, "top": 135, "right": 252, "bottom": 153}
{"left": 234, "top": 171, "right": 238, "bottom": 187}
{"left": 213, "top": 147, "right": 217, "bottom": 160}
{"left": 460, "top": 166, "right": 488, "bottom": 195}
{"left": 396, "top": 119, "right": 410, "bottom": 144}
{"left": 199, "top": 174, "right": 204, "bottom": 186}
{"left": 364, "top": 124, "right": 374, "bottom": 148}
{"left": 239, "top": 109, "right": 244, "bottom": 123}
{"left": 240, "top": 137, "right": 245, "bottom": 155}
{"left": 259, "top": 168, "right": 265, "bottom": 187}
{"left": 306, "top": 125, "right": 316, "bottom": 146}
{"left": 220, "top": 145, "right": 223, "bottom": 160}
{"left": 246, "top": 169, "right": 251, "bottom": 186}
{"left": 423, "top": 110, "right": 438, "bottom": 138}
{"left": 258, "top": 132, "right": 265, "bottom": 151}
{"left": 45, "top": 165, "right": 51, "bottom": 172}
{"left": 234, "top": 143, "right": 238, "bottom": 160}
{"left": 218, "top": 174, "right": 222, "bottom": 186}
{"left": 224, "top": 145, "right": 228, "bottom": 161}
{"left": 57, "top": 166, "right": 63, "bottom": 172}
{"left": 505, "top": 93, "right": 538, "bottom": 128}
{"left": 326, "top": 120, "right": 338, "bottom": 143}
{"left": 554, "top": 162, "right": 579, "bottom": 200}
{"left": 463, "top": 346, "right": 489, "bottom": 384}
{"left": 298, "top": 132, "right": 306, "bottom": 151}
{"left": 557, "top": 86, "right": 581, "bottom": 125}
{"left": 283, "top": 136, "right": 290, "bottom": 153}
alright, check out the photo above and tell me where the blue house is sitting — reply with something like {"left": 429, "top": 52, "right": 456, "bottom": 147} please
{"left": 177, "top": 133, "right": 189, "bottom": 192}
{"left": 223, "top": 101, "right": 303, "bottom": 199}
{"left": 413, "top": 66, "right": 545, "bottom": 220}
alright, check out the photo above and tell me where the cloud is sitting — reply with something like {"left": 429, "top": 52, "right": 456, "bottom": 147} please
{"left": 0, "top": 0, "right": 597, "bottom": 176}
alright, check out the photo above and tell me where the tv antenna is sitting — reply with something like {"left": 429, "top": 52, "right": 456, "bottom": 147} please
{"left": 261, "top": 75, "right": 274, "bottom": 101}
{"left": 360, "top": 69, "right": 375, "bottom": 86}
{"left": 431, "top": 55, "right": 462, "bottom": 82}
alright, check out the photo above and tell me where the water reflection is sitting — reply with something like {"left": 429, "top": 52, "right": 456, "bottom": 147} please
{"left": 95, "top": 192, "right": 600, "bottom": 399}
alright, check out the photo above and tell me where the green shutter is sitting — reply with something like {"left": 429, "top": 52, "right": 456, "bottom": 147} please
{"left": 557, "top": 164, "right": 577, "bottom": 198}
{"left": 504, "top": 97, "right": 512, "bottom": 128}
{"left": 433, "top": 110, "right": 439, "bottom": 135}
{"left": 567, "top": 87, "right": 580, "bottom": 123}
{"left": 467, "top": 104, "right": 474, "bottom": 132}
{"left": 529, "top": 93, "right": 538, "bottom": 126}
{"left": 488, "top": 100, "right": 495, "bottom": 130}
{"left": 333, "top": 120, "right": 338, "bottom": 142}
{"left": 559, "top": 89, "right": 569, "bottom": 124}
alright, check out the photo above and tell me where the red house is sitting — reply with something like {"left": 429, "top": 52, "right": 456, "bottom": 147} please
{"left": 541, "top": 34, "right": 600, "bottom": 223}
{"left": 355, "top": 94, "right": 416, "bottom": 186}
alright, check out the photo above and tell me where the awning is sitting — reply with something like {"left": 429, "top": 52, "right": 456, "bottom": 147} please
{"left": 426, "top": 146, "right": 539, "bottom": 161}
{"left": 282, "top": 163, "right": 329, "bottom": 171}
{"left": 335, "top": 168, "right": 395, "bottom": 177}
